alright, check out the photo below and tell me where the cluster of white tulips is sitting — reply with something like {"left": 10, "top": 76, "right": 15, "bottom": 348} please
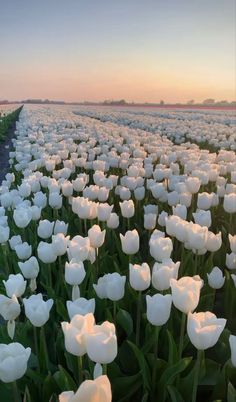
{"left": 74, "top": 106, "right": 236, "bottom": 150}
{"left": 0, "top": 104, "right": 235, "bottom": 401}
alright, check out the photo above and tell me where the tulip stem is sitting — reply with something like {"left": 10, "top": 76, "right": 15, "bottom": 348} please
{"left": 41, "top": 326, "right": 49, "bottom": 372}
{"left": 192, "top": 349, "right": 203, "bottom": 402}
{"left": 113, "top": 301, "right": 117, "bottom": 324}
{"left": 194, "top": 251, "right": 198, "bottom": 275}
{"left": 1, "top": 244, "right": 9, "bottom": 276}
{"left": 152, "top": 326, "right": 160, "bottom": 397}
{"left": 12, "top": 381, "right": 20, "bottom": 402}
{"left": 78, "top": 356, "right": 83, "bottom": 385}
{"left": 103, "top": 364, "right": 107, "bottom": 375}
{"left": 136, "top": 291, "right": 142, "bottom": 346}
{"left": 33, "top": 326, "right": 39, "bottom": 369}
{"left": 95, "top": 248, "right": 99, "bottom": 281}
{"left": 178, "top": 313, "right": 186, "bottom": 359}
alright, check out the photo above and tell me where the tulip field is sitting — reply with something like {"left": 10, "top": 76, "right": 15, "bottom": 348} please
{"left": 0, "top": 104, "right": 236, "bottom": 401}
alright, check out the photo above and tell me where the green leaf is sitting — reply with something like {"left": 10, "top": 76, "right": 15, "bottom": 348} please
{"left": 158, "top": 357, "right": 192, "bottom": 402}
{"left": 117, "top": 309, "right": 133, "bottom": 336}
{"left": 227, "top": 382, "right": 236, "bottom": 402}
{"left": 53, "top": 365, "right": 77, "bottom": 392}
{"left": 56, "top": 298, "right": 68, "bottom": 321}
{"left": 112, "top": 372, "right": 142, "bottom": 402}
{"left": 167, "top": 330, "right": 178, "bottom": 365}
{"left": 127, "top": 340, "right": 151, "bottom": 390}
{"left": 167, "top": 385, "right": 185, "bottom": 402}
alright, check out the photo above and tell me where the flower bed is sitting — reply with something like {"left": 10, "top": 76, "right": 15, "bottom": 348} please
{"left": 0, "top": 105, "right": 235, "bottom": 401}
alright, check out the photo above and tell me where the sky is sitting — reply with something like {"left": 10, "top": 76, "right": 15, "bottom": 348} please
{"left": 0, "top": 0, "right": 235, "bottom": 103}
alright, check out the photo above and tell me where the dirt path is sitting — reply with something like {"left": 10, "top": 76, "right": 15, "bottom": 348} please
{"left": 0, "top": 121, "right": 17, "bottom": 185}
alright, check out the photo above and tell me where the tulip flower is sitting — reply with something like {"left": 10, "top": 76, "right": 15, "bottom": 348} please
{"left": 37, "top": 241, "right": 57, "bottom": 263}
{"left": 13, "top": 207, "right": 32, "bottom": 228}
{"left": 170, "top": 276, "right": 203, "bottom": 314}
{"left": 229, "top": 335, "right": 236, "bottom": 367}
{"left": 3, "top": 274, "right": 26, "bottom": 298}
{"left": 207, "top": 267, "right": 225, "bottom": 289}
{"left": 223, "top": 193, "right": 236, "bottom": 213}
{"left": 23, "top": 293, "right": 53, "bottom": 327}
{"left": 0, "top": 342, "right": 31, "bottom": 383}
{"left": 52, "top": 233, "right": 70, "bottom": 256}
{"left": 0, "top": 225, "right": 10, "bottom": 244}
{"left": 66, "top": 298, "right": 95, "bottom": 319}
{"left": 0, "top": 294, "right": 21, "bottom": 338}
{"left": 226, "top": 253, "right": 236, "bottom": 270}
{"left": 65, "top": 259, "right": 86, "bottom": 286}
{"left": 61, "top": 313, "right": 95, "bottom": 356}
{"left": 119, "top": 200, "right": 135, "bottom": 218}
{"left": 129, "top": 263, "right": 151, "bottom": 291}
{"left": 86, "top": 321, "right": 117, "bottom": 364}
{"left": 120, "top": 229, "right": 139, "bottom": 255}
{"left": 107, "top": 213, "right": 119, "bottom": 229}
{"left": 37, "top": 219, "right": 54, "bottom": 239}
{"left": 88, "top": 225, "right": 106, "bottom": 248}
{"left": 15, "top": 242, "right": 32, "bottom": 260}
{"left": 67, "top": 236, "right": 90, "bottom": 261}
{"left": 59, "top": 375, "right": 112, "bottom": 402}
{"left": 18, "top": 256, "right": 39, "bottom": 279}
{"left": 187, "top": 311, "right": 226, "bottom": 350}
{"left": 229, "top": 234, "right": 236, "bottom": 254}
{"left": 146, "top": 294, "right": 172, "bottom": 326}
{"left": 152, "top": 259, "right": 180, "bottom": 291}
{"left": 93, "top": 273, "right": 126, "bottom": 301}
{"left": 149, "top": 235, "right": 173, "bottom": 262}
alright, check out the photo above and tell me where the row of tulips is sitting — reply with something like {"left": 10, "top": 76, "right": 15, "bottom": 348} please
{"left": 0, "top": 104, "right": 235, "bottom": 401}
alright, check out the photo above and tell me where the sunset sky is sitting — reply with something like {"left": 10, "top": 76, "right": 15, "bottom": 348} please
{"left": 0, "top": 0, "right": 235, "bottom": 103}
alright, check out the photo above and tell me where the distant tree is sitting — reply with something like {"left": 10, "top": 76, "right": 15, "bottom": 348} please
{"left": 217, "top": 100, "right": 228, "bottom": 105}
{"left": 202, "top": 98, "right": 215, "bottom": 105}
{"left": 187, "top": 100, "right": 195, "bottom": 105}
{"left": 160, "top": 100, "right": 165, "bottom": 105}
